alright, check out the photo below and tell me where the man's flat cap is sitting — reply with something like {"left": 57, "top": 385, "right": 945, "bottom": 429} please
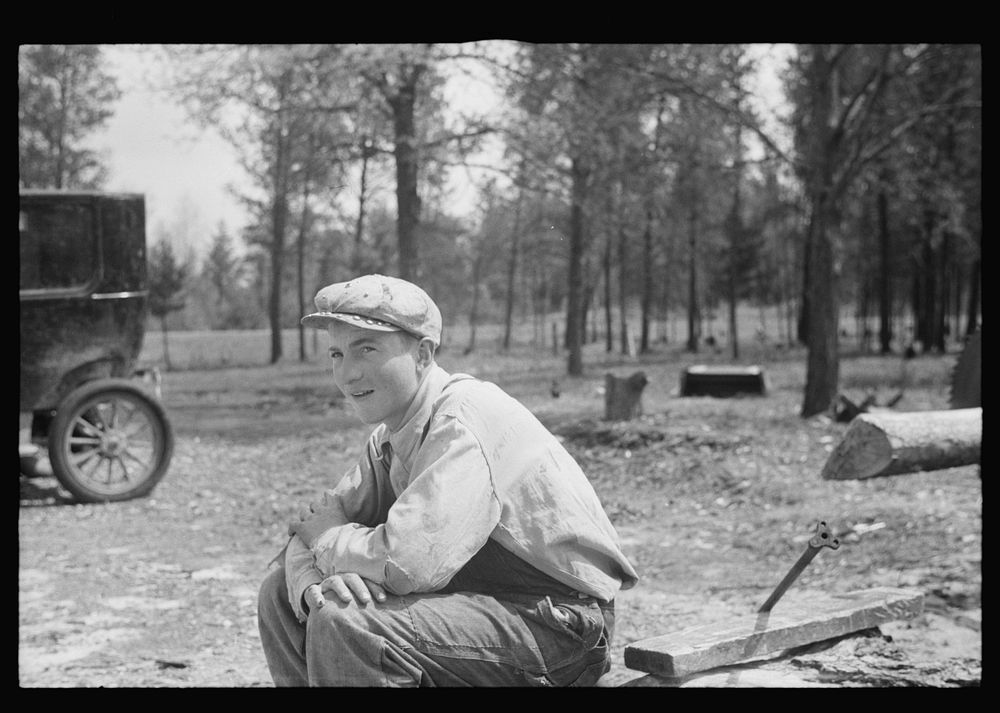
{"left": 301, "top": 274, "right": 442, "bottom": 345}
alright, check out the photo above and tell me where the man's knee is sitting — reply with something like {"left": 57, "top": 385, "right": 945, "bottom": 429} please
{"left": 305, "top": 600, "right": 420, "bottom": 686}
{"left": 258, "top": 566, "right": 289, "bottom": 619}
{"left": 305, "top": 598, "right": 356, "bottom": 640}
{"left": 305, "top": 598, "right": 395, "bottom": 653}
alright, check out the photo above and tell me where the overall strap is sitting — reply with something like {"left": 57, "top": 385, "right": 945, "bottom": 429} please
{"left": 418, "top": 373, "right": 479, "bottom": 447}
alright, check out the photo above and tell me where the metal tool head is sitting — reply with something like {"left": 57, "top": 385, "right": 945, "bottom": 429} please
{"left": 808, "top": 521, "right": 841, "bottom": 550}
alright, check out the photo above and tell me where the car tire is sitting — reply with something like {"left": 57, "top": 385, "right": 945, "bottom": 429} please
{"left": 48, "top": 378, "right": 174, "bottom": 503}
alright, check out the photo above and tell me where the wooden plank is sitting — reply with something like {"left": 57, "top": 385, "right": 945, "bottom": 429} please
{"left": 621, "top": 668, "right": 829, "bottom": 688}
{"left": 821, "top": 408, "right": 981, "bottom": 480}
{"left": 624, "top": 587, "right": 923, "bottom": 679}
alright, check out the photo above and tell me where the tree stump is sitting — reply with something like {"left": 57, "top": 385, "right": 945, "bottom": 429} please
{"left": 604, "top": 371, "right": 648, "bottom": 421}
{"left": 821, "top": 408, "right": 981, "bottom": 480}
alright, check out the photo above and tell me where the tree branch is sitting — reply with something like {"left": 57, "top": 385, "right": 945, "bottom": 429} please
{"left": 831, "top": 95, "right": 980, "bottom": 200}
{"left": 628, "top": 63, "right": 796, "bottom": 168}
{"left": 420, "top": 125, "right": 496, "bottom": 151}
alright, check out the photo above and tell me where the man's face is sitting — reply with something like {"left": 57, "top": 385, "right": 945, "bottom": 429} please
{"left": 327, "top": 321, "right": 423, "bottom": 431}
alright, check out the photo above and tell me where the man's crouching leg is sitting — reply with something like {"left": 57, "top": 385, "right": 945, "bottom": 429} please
{"left": 305, "top": 594, "right": 425, "bottom": 687}
{"left": 257, "top": 566, "right": 309, "bottom": 686}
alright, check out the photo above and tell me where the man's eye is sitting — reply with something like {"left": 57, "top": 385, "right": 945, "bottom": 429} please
{"left": 361, "top": 346, "right": 376, "bottom": 354}
{"left": 329, "top": 351, "right": 343, "bottom": 359}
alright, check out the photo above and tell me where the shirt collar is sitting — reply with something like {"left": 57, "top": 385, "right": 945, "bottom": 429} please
{"left": 383, "top": 364, "right": 451, "bottom": 464}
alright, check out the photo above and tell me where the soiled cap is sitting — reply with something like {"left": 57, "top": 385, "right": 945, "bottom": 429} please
{"left": 300, "top": 274, "right": 442, "bottom": 345}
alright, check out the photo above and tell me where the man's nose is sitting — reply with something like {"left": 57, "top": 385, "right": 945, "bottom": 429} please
{"left": 337, "top": 355, "right": 363, "bottom": 384}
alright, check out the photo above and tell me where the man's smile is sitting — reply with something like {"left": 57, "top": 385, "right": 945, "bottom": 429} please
{"left": 351, "top": 389, "right": 374, "bottom": 399}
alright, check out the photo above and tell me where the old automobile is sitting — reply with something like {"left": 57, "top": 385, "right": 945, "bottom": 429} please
{"left": 20, "top": 190, "right": 174, "bottom": 502}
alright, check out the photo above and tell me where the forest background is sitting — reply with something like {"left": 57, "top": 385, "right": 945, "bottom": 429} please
{"left": 18, "top": 42, "right": 983, "bottom": 688}
{"left": 18, "top": 43, "right": 982, "bottom": 418}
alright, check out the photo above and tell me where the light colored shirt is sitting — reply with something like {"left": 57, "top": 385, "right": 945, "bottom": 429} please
{"left": 286, "top": 364, "right": 638, "bottom": 615}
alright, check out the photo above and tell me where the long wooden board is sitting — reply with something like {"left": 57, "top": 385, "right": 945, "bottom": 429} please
{"left": 624, "top": 587, "right": 924, "bottom": 679}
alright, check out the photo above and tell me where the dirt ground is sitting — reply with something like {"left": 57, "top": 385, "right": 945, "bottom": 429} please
{"left": 18, "top": 356, "right": 981, "bottom": 687}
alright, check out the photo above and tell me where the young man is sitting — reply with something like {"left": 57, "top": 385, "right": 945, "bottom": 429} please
{"left": 258, "top": 274, "right": 638, "bottom": 687}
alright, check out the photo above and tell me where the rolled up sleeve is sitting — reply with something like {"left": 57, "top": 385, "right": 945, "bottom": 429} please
{"left": 284, "top": 535, "right": 323, "bottom": 622}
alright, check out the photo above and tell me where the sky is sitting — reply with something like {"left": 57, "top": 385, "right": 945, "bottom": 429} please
{"left": 87, "top": 44, "right": 792, "bottom": 260}
{"left": 89, "top": 44, "right": 503, "bottom": 260}
{"left": 89, "top": 45, "right": 248, "bottom": 258}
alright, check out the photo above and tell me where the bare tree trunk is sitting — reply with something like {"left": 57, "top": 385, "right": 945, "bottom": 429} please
{"left": 797, "top": 236, "right": 811, "bottom": 345}
{"left": 640, "top": 206, "right": 653, "bottom": 353}
{"left": 782, "top": 226, "right": 796, "bottom": 347}
{"left": 857, "top": 277, "right": 870, "bottom": 354}
{"left": 501, "top": 191, "right": 524, "bottom": 350}
{"left": 951, "top": 260, "right": 963, "bottom": 346}
{"left": 589, "top": 284, "right": 599, "bottom": 344}
{"left": 728, "top": 288, "right": 739, "bottom": 359}
{"left": 641, "top": 95, "right": 665, "bottom": 354}
{"left": 604, "top": 234, "right": 613, "bottom": 353}
{"left": 270, "top": 198, "right": 287, "bottom": 365}
{"left": 801, "top": 198, "right": 840, "bottom": 417}
{"left": 566, "top": 156, "right": 588, "bottom": 376}
{"left": 296, "top": 139, "right": 314, "bottom": 363}
{"left": 352, "top": 136, "right": 373, "bottom": 273}
{"left": 877, "top": 187, "right": 893, "bottom": 354}
{"left": 726, "top": 202, "right": 741, "bottom": 360}
{"left": 685, "top": 199, "right": 700, "bottom": 353}
{"left": 965, "top": 254, "right": 980, "bottom": 337}
{"left": 964, "top": 205, "right": 981, "bottom": 336}
{"left": 297, "top": 205, "right": 307, "bottom": 362}
{"left": 54, "top": 54, "right": 70, "bottom": 188}
{"left": 659, "top": 219, "right": 674, "bottom": 345}
{"left": 727, "top": 118, "right": 744, "bottom": 361}
{"left": 389, "top": 74, "right": 423, "bottom": 282}
{"left": 933, "top": 230, "right": 951, "bottom": 353}
{"left": 915, "top": 210, "right": 937, "bottom": 351}
{"left": 618, "top": 208, "right": 629, "bottom": 356}
{"left": 531, "top": 262, "right": 542, "bottom": 347}
{"left": 465, "top": 253, "right": 482, "bottom": 354}
{"left": 159, "top": 316, "right": 172, "bottom": 372}
{"left": 269, "top": 78, "right": 291, "bottom": 365}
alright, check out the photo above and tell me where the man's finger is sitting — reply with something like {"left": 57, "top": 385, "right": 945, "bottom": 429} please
{"left": 366, "top": 581, "right": 388, "bottom": 602}
{"left": 343, "top": 573, "right": 373, "bottom": 604}
{"left": 321, "top": 576, "right": 355, "bottom": 603}
{"left": 305, "top": 584, "right": 325, "bottom": 612}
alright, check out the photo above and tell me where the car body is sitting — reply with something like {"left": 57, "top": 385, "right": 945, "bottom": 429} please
{"left": 19, "top": 190, "right": 173, "bottom": 502}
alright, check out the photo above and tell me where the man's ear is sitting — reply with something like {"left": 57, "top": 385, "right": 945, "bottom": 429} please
{"left": 416, "top": 337, "right": 436, "bottom": 368}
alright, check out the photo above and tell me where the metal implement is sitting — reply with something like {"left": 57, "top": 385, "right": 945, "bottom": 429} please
{"left": 758, "top": 521, "right": 841, "bottom": 613}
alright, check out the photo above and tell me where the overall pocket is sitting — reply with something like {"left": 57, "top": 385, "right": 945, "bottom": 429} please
{"left": 529, "top": 597, "right": 610, "bottom": 686}
{"left": 536, "top": 597, "right": 605, "bottom": 651}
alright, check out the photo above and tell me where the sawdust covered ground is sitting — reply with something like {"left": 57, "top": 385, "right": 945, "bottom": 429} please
{"left": 19, "top": 347, "right": 981, "bottom": 687}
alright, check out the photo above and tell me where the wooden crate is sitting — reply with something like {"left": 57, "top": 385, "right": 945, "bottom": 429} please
{"left": 680, "top": 365, "right": 767, "bottom": 397}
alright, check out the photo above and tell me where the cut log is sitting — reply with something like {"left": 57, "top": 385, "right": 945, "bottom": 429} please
{"left": 623, "top": 587, "right": 923, "bottom": 679}
{"left": 821, "top": 408, "right": 981, "bottom": 480}
{"left": 604, "top": 372, "right": 648, "bottom": 421}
